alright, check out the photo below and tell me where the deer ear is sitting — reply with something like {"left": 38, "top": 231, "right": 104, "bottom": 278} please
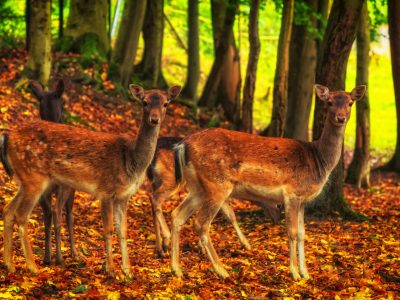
{"left": 55, "top": 79, "right": 64, "bottom": 98}
{"left": 29, "top": 81, "right": 44, "bottom": 100}
{"left": 315, "top": 84, "right": 330, "bottom": 101}
{"left": 350, "top": 85, "right": 366, "bottom": 101}
{"left": 167, "top": 85, "right": 182, "bottom": 102}
{"left": 129, "top": 84, "right": 144, "bottom": 101}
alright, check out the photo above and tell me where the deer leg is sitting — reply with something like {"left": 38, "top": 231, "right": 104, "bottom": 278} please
{"left": 171, "top": 194, "right": 200, "bottom": 277}
{"left": 114, "top": 198, "right": 131, "bottom": 277}
{"left": 53, "top": 190, "right": 64, "bottom": 266}
{"left": 157, "top": 205, "right": 171, "bottom": 253}
{"left": 3, "top": 188, "right": 24, "bottom": 273}
{"left": 195, "top": 199, "right": 229, "bottom": 279}
{"left": 101, "top": 198, "right": 115, "bottom": 276}
{"left": 39, "top": 193, "right": 53, "bottom": 266}
{"left": 150, "top": 194, "right": 166, "bottom": 257}
{"left": 284, "top": 199, "right": 300, "bottom": 279}
{"left": 220, "top": 202, "right": 251, "bottom": 250}
{"left": 64, "top": 189, "right": 78, "bottom": 259}
{"left": 15, "top": 183, "right": 48, "bottom": 273}
{"left": 297, "top": 203, "right": 309, "bottom": 279}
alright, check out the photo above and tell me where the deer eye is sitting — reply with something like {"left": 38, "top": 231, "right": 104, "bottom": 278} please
{"left": 163, "top": 102, "right": 169, "bottom": 108}
{"left": 349, "top": 102, "right": 354, "bottom": 107}
{"left": 328, "top": 101, "right": 333, "bottom": 107}
{"left": 142, "top": 101, "right": 148, "bottom": 107}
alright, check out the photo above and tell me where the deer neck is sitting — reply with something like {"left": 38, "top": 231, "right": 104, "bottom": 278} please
{"left": 128, "top": 118, "right": 160, "bottom": 177}
{"left": 313, "top": 117, "right": 345, "bottom": 177}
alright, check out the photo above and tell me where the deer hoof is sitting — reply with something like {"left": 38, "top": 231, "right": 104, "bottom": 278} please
{"left": 217, "top": 268, "right": 230, "bottom": 280}
{"left": 291, "top": 271, "right": 301, "bottom": 280}
{"left": 157, "top": 249, "right": 168, "bottom": 258}
{"left": 172, "top": 267, "right": 183, "bottom": 278}
{"left": 5, "top": 263, "right": 16, "bottom": 273}
{"left": 28, "top": 263, "right": 39, "bottom": 274}
{"left": 55, "top": 258, "right": 64, "bottom": 266}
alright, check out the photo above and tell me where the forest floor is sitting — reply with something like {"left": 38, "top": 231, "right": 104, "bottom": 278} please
{"left": 0, "top": 50, "right": 399, "bottom": 299}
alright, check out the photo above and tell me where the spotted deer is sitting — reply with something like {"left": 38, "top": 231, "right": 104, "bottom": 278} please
{"left": 29, "top": 79, "right": 77, "bottom": 266}
{"left": 0, "top": 84, "right": 181, "bottom": 277}
{"left": 170, "top": 85, "right": 366, "bottom": 279}
{"left": 147, "top": 137, "right": 281, "bottom": 257}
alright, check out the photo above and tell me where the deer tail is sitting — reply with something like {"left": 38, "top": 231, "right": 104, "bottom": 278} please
{"left": 0, "top": 131, "right": 13, "bottom": 177}
{"left": 174, "top": 143, "right": 186, "bottom": 185}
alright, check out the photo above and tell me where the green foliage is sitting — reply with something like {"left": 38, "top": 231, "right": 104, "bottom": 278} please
{"left": 368, "top": 0, "right": 388, "bottom": 42}
{"left": 0, "top": 1, "right": 24, "bottom": 48}
{"left": 293, "top": 0, "right": 326, "bottom": 40}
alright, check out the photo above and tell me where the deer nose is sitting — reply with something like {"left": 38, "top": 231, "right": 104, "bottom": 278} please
{"left": 337, "top": 116, "right": 346, "bottom": 124}
{"left": 150, "top": 116, "right": 160, "bottom": 125}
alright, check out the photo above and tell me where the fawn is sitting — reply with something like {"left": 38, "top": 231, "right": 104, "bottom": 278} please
{"left": 29, "top": 79, "right": 77, "bottom": 266}
{"left": 148, "top": 137, "right": 281, "bottom": 257}
{"left": 0, "top": 84, "right": 181, "bottom": 277}
{"left": 170, "top": 85, "right": 366, "bottom": 279}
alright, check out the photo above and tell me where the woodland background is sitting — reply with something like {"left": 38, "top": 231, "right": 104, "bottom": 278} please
{"left": 0, "top": 0, "right": 399, "bottom": 298}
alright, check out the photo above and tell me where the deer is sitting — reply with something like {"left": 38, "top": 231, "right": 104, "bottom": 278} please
{"left": 148, "top": 137, "right": 281, "bottom": 257}
{"left": 170, "top": 85, "right": 366, "bottom": 280}
{"left": 28, "top": 79, "right": 77, "bottom": 266}
{"left": 0, "top": 84, "right": 181, "bottom": 277}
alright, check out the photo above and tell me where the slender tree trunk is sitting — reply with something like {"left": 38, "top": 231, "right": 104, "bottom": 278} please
{"left": 59, "top": 0, "right": 64, "bottom": 39}
{"left": 182, "top": 0, "right": 200, "bottom": 100}
{"left": 25, "top": 0, "right": 31, "bottom": 51}
{"left": 384, "top": 0, "right": 400, "bottom": 171}
{"left": 285, "top": 0, "right": 318, "bottom": 141}
{"left": 346, "top": 2, "right": 370, "bottom": 188}
{"left": 268, "top": 0, "right": 294, "bottom": 137}
{"left": 110, "top": 0, "right": 123, "bottom": 39}
{"left": 198, "top": 0, "right": 241, "bottom": 124}
{"left": 198, "top": 0, "right": 238, "bottom": 113}
{"left": 111, "top": 0, "right": 147, "bottom": 86}
{"left": 241, "top": 0, "right": 260, "bottom": 133}
{"left": 137, "top": 0, "right": 167, "bottom": 88}
{"left": 308, "top": 0, "right": 365, "bottom": 216}
{"left": 24, "top": 0, "right": 51, "bottom": 88}
{"left": 62, "top": 0, "right": 109, "bottom": 64}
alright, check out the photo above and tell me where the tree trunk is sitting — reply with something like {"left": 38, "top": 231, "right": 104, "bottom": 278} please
{"left": 268, "top": 0, "right": 294, "bottom": 137}
{"left": 241, "top": 0, "right": 261, "bottom": 133}
{"left": 62, "top": 0, "right": 109, "bottom": 64}
{"left": 137, "top": 0, "right": 167, "bottom": 88}
{"left": 24, "top": 0, "right": 51, "bottom": 88}
{"left": 111, "top": 0, "right": 147, "bottom": 87}
{"left": 285, "top": 0, "right": 318, "bottom": 141}
{"left": 384, "top": 0, "right": 400, "bottom": 171}
{"left": 181, "top": 0, "right": 200, "bottom": 100}
{"left": 346, "top": 2, "right": 370, "bottom": 188}
{"left": 198, "top": 0, "right": 241, "bottom": 124}
{"left": 59, "top": 0, "right": 64, "bottom": 39}
{"left": 308, "top": 0, "right": 365, "bottom": 217}
{"left": 25, "top": 0, "right": 31, "bottom": 51}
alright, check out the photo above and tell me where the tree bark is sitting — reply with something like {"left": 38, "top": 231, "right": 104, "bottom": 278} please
{"left": 111, "top": 0, "right": 147, "bottom": 87}
{"left": 198, "top": 0, "right": 241, "bottom": 124}
{"left": 285, "top": 0, "right": 318, "bottom": 141}
{"left": 268, "top": 0, "right": 294, "bottom": 137}
{"left": 62, "top": 0, "right": 109, "bottom": 64}
{"left": 25, "top": 0, "right": 31, "bottom": 51}
{"left": 137, "top": 0, "right": 167, "bottom": 88}
{"left": 308, "top": 0, "right": 365, "bottom": 216}
{"left": 181, "top": 0, "right": 200, "bottom": 100}
{"left": 59, "top": 0, "right": 64, "bottom": 39}
{"left": 24, "top": 0, "right": 51, "bottom": 88}
{"left": 384, "top": 0, "right": 400, "bottom": 171}
{"left": 241, "top": 0, "right": 261, "bottom": 133}
{"left": 346, "top": 2, "right": 370, "bottom": 188}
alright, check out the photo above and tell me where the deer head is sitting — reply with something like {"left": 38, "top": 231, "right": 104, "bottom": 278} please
{"left": 129, "top": 85, "right": 181, "bottom": 126}
{"left": 29, "top": 79, "right": 65, "bottom": 123}
{"left": 315, "top": 84, "right": 366, "bottom": 126}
